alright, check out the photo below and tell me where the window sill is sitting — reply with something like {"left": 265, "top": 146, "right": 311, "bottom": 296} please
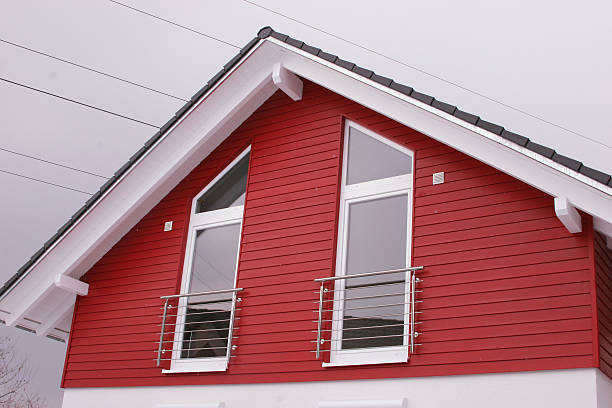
{"left": 162, "top": 357, "right": 228, "bottom": 374}
{"left": 322, "top": 346, "right": 408, "bottom": 368}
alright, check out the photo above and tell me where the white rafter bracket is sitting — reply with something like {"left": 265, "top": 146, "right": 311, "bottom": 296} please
{"left": 272, "top": 63, "right": 302, "bottom": 101}
{"left": 54, "top": 274, "right": 89, "bottom": 296}
{"left": 554, "top": 197, "right": 582, "bottom": 233}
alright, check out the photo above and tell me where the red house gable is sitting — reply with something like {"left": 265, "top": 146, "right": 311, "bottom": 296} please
{"left": 62, "top": 80, "right": 599, "bottom": 387}
{"left": 2, "top": 27, "right": 612, "bottom": 408}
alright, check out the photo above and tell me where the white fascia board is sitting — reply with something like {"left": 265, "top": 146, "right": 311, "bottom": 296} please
{"left": 0, "top": 40, "right": 281, "bottom": 325}
{"left": 268, "top": 38, "right": 612, "bottom": 225}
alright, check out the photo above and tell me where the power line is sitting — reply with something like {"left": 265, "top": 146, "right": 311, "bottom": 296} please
{"left": 108, "top": 0, "right": 241, "bottom": 49}
{"left": 0, "top": 169, "right": 93, "bottom": 195}
{"left": 0, "top": 147, "right": 109, "bottom": 179}
{"left": 0, "top": 38, "right": 188, "bottom": 102}
{"left": 241, "top": 0, "right": 611, "bottom": 150}
{"left": 0, "top": 77, "right": 160, "bottom": 129}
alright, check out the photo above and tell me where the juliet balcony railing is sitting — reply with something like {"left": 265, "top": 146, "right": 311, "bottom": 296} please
{"left": 156, "top": 288, "right": 243, "bottom": 367}
{"left": 313, "top": 266, "right": 424, "bottom": 359}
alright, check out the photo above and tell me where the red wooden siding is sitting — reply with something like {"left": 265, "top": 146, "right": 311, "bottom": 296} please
{"left": 62, "top": 80, "right": 597, "bottom": 388}
{"left": 595, "top": 232, "right": 612, "bottom": 379}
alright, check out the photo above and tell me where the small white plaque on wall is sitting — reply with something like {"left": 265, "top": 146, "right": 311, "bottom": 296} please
{"left": 164, "top": 221, "right": 173, "bottom": 232}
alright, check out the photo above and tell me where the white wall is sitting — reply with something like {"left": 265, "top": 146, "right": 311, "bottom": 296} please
{"left": 62, "top": 368, "right": 604, "bottom": 408}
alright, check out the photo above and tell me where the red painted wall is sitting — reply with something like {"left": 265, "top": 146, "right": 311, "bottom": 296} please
{"left": 595, "top": 232, "right": 612, "bottom": 378}
{"left": 62, "top": 80, "right": 597, "bottom": 388}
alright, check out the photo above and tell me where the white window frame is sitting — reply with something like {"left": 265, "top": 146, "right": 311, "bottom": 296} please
{"left": 324, "top": 120, "right": 414, "bottom": 367}
{"left": 164, "top": 146, "right": 250, "bottom": 373}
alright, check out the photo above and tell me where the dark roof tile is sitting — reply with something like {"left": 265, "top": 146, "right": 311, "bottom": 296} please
{"left": 318, "top": 51, "right": 338, "bottom": 63}
{"left": 30, "top": 248, "right": 45, "bottom": 261}
{"left": 526, "top": 141, "right": 555, "bottom": 158}
{"left": 552, "top": 152, "right": 582, "bottom": 171}
{"left": 410, "top": 91, "right": 435, "bottom": 105}
{"left": 257, "top": 26, "right": 273, "bottom": 38}
{"left": 239, "top": 37, "right": 260, "bottom": 55}
{"left": 335, "top": 58, "right": 356, "bottom": 71}
{"left": 113, "top": 161, "right": 132, "bottom": 177}
{"left": 269, "top": 31, "right": 288, "bottom": 42}
{"left": 476, "top": 119, "right": 504, "bottom": 135}
{"left": 190, "top": 85, "right": 210, "bottom": 102}
{"left": 285, "top": 37, "right": 304, "bottom": 48}
{"left": 56, "top": 220, "right": 72, "bottom": 236}
{"left": 159, "top": 119, "right": 175, "bottom": 135}
{"left": 352, "top": 65, "right": 374, "bottom": 79}
{"left": 580, "top": 165, "right": 611, "bottom": 184}
{"left": 175, "top": 103, "right": 192, "bottom": 118}
{"left": 371, "top": 74, "right": 393, "bottom": 87}
{"left": 144, "top": 131, "right": 163, "bottom": 148}
{"left": 431, "top": 99, "right": 457, "bottom": 115}
{"left": 43, "top": 233, "right": 60, "bottom": 250}
{"left": 85, "top": 191, "right": 102, "bottom": 207}
{"left": 389, "top": 82, "right": 413, "bottom": 96}
{"left": 70, "top": 205, "right": 88, "bottom": 221}
{"left": 501, "top": 130, "right": 529, "bottom": 146}
{"left": 301, "top": 44, "right": 321, "bottom": 56}
{"left": 129, "top": 146, "right": 148, "bottom": 163}
{"left": 99, "top": 176, "right": 118, "bottom": 193}
{"left": 208, "top": 69, "right": 226, "bottom": 86}
{"left": 454, "top": 109, "right": 479, "bottom": 125}
{"left": 223, "top": 53, "right": 243, "bottom": 71}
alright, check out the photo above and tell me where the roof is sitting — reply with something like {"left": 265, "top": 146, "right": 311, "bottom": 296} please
{"left": 2, "top": 26, "right": 611, "bottom": 298}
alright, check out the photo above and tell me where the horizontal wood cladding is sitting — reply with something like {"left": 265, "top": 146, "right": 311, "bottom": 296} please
{"left": 62, "top": 81, "right": 597, "bottom": 388}
{"left": 595, "top": 232, "right": 612, "bottom": 379}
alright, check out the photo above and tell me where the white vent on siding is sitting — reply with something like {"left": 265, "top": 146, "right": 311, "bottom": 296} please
{"left": 164, "top": 221, "right": 173, "bottom": 232}
{"left": 432, "top": 172, "right": 445, "bottom": 185}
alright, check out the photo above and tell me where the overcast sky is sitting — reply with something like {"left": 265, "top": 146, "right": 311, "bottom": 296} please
{"left": 0, "top": 1, "right": 610, "bottom": 406}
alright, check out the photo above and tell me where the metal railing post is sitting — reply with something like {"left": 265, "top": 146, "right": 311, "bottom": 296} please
{"left": 157, "top": 298, "right": 169, "bottom": 366}
{"left": 410, "top": 271, "right": 416, "bottom": 354}
{"left": 225, "top": 290, "right": 239, "bottom": 365}
{"left": 316, "top": 282, "right": 325, "bottom": 359}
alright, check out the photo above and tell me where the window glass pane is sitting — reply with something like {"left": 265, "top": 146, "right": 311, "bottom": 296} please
{"left": 182, "top": 223, "right": 241, "bottom": 359}
{"left": 196, "top": 153, "right": 250, "bottom": 213}
{"left": 341, "top": 194, "right": 408, "bottom": 350}
{"left": 346, "top": 127, "right": 412, "bottom": 185}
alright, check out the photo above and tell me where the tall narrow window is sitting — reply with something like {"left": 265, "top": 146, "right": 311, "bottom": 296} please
{"left": 169, "top": 148, "right": 250, "bottom": 373}
{"left": 328, "top": 121, "right": 414, "bottom": 367}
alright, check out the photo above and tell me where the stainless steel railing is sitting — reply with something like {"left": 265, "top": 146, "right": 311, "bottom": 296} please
{"left": 314, "top": 266, "right": 423, "bottom": 359}
{"left": 156, "top": 288, "right": 243, "bottom": 366}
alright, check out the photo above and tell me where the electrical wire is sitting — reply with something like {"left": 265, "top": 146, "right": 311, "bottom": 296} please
{"left": 0, "top": 77, "right": 160, "bottom": 129}
{"left": 108, "top": 0, "right": 241, "bottom": 49}
{"left": 0, "top": 38, "right": 188, "bottom": 102}
{"left": 241, "top": 0, "right": 611, "bottom": 150}
{"left": 0, "top": 147, "right": 109, "bottom": 179}
{"left": 0, "top": 169, "right": 93, "bottom": 195}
